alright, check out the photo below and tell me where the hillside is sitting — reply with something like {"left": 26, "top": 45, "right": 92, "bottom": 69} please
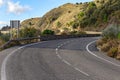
{"left": 21, "top": 3, "right": 88, "bottom": 34}
{"left": 21, "top": 0, "right": 120, "bottom": 34}
{"left": 21, "top": 17, "right": 41, "bottom": 29}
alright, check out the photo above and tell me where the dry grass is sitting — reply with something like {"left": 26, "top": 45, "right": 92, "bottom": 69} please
{"left": 97, "top": 38, "right": 120, "bottom": 59}
{"left": 107, "top": 47, "right": 118, "bottom": 57}
{"left": 100, "top": 43, "right": 111, "bottom": 52}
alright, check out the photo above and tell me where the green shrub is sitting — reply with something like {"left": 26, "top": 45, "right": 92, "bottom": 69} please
{"left": 76, "top": 3, "right": 79, "bottom": 5}
{"left": 103, "top": 13, "right": 108, "bottom": 22}
{"left": 0, "top": 33, "right": 10, "bottom": 42}
{"left": 117, "top": 32, "right": 120, "bottom": 39}
{"left": 42, "top": 29, "right": 54, "bottom": 35}
{"left": 102, "top": 24, "right": 120, "bottom": 39}
{"left": 57, "top": 21, "right": 62, "bottom": 27}
{"left": 77, "top": 12, "right": 84, "bottom": 19}
{"left": 86, "top": 2, "right": 96, "bottom": 17}
{"left": 89, "top": 2, "right": 96, "bottom": 7}
{"left": 19, "top": 27, "right": 38, "bottom": 38}
{"left": 0, "top": 38, "right": 5, "bottom": 46}
{"left": 72, "top": 23, "right": 79, "bottom": 29}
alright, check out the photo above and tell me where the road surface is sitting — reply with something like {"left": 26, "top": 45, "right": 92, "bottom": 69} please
{"left": 1, "top": 37, "right": 120, "bottom": 80}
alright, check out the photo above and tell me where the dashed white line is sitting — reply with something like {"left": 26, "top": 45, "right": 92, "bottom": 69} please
{"left": 57, "top": 54, "right": 62, "bottom": 60}
{"left": 56, "top": 48, "right": 58, "bottom": 51}
{"left": 56, "top": 40, "right": 90, "bottom": 77}
{"left": 86, "top": 40, "right": 120, "bottom": 67}
{"left": 62, "top": 59, "right": 71, "bottom": 66}
{"left": 74, "top": 67, "right": 89, "bottom": 76}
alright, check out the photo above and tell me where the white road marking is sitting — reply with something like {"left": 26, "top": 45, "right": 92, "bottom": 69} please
{"left": 74, "top": 67, "right": 89, "bottom": 76}
{"left": 56, "top": 40, "right": 90, "bottom": 77}
{"left": 56, "top": 48, "right": 58, "bottom": 51}
{"left": 57, "top": 54, "right": 62, "bottom": 60}
{"left": 86, "top": 40, "right": 120, "bottom": 67}
{"left": 62, "top": 59, "right": 71, "bottom": 66}
{"left": 1, "top": 42, "right": 45, "bottom": 80}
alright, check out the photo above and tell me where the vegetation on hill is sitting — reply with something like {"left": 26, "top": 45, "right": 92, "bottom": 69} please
{"left": 95, "top": 0, "right": 120, "bottom": 60}
{"left": 0, "top": 32, "right": 10, "bottom": 46}
{"left": 21, "top": 3, "right": 87, "bottom": 35}
{"left": 69, "top": 0, "right": 120, "bottom": 31}
{"left": 97, "top": 24, "right": 120, "bottom": 59}
{"left": 20, "top": 0, "right": 120, "bottom": 34}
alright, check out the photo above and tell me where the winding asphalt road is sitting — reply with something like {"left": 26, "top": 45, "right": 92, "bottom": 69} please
{"left": 1, "top": 37, "right": 120, "bottom": 80}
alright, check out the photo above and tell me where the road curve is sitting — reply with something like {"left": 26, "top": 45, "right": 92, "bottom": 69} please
{"left": 1, "top": 37, "right": 120, "bottom": 80}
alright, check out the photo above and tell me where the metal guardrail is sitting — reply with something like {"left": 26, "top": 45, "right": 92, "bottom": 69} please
{"left": 0, "top": 34, "right": 101, "bottom": 50}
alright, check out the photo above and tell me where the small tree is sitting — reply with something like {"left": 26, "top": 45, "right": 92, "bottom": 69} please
{"left": 76, "top": 2, "right": 79, "bottom": 5}
{"left": 77, "top": 12, "right": 84, "bottom": 19}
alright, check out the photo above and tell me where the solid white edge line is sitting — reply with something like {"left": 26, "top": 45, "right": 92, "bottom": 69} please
{"left": 86, "top": 40, "right": 120, "bottom": 67}
{"left": 1, "top": 42, "right": 45, "bottom": 80}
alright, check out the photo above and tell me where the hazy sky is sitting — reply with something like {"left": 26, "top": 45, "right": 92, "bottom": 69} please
{"left": 0, "top": 0, "right": 92, "bottom": 28}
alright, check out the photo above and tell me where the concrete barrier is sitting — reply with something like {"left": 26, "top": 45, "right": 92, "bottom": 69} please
{"left": 0, "top": 34, "right": 101, "bottom": 50}
{"left": 40, "top": 34, "right": 100, "bottom": 41}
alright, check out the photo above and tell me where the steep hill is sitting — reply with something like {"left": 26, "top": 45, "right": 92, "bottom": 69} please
{"left": 21, "top": 0, "right": 120, "bottom": 34}
{"left": 21, "top": 3, "right": 88, "bottom": 34}
{"left": 38, "top": 3, "right": 88, "bottom": 33}
{"left": 21, "top": 17, "right": 41, "bottom": 29}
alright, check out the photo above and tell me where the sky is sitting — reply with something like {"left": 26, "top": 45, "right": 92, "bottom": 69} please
{"left": 0, "top": 0, "right": 92, "bottom": 28}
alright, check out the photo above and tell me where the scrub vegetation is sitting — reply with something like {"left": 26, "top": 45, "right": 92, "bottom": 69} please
{"left": 97, "top": 24, "right": 120, "bottom": 59}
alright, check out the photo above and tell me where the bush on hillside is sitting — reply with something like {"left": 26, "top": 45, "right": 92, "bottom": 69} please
{"left": 0, "top": 38, "right": 5, "bottom": 46}
{"left": 42, "top": 29, "right": 54, "bottom": 35}
{"left": 86, "top": 2, "right": 97, "bottom": 17}
{"left": 77, "top": 12, "right": 85, "bottom": 19}
{"left": 0, "top": 33, "right": 10, "bottom": 42}
{"left": 117, "top": 32, "right": 120, "bottom": 39}
{"left": 102, "top": 24, "right": 120, "bottom": 39}
{"left": 57, "top": 21, "right": 62, "bottom": 27}
{"left": 19, "top": 27, "right": 38, "bottom": 38}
